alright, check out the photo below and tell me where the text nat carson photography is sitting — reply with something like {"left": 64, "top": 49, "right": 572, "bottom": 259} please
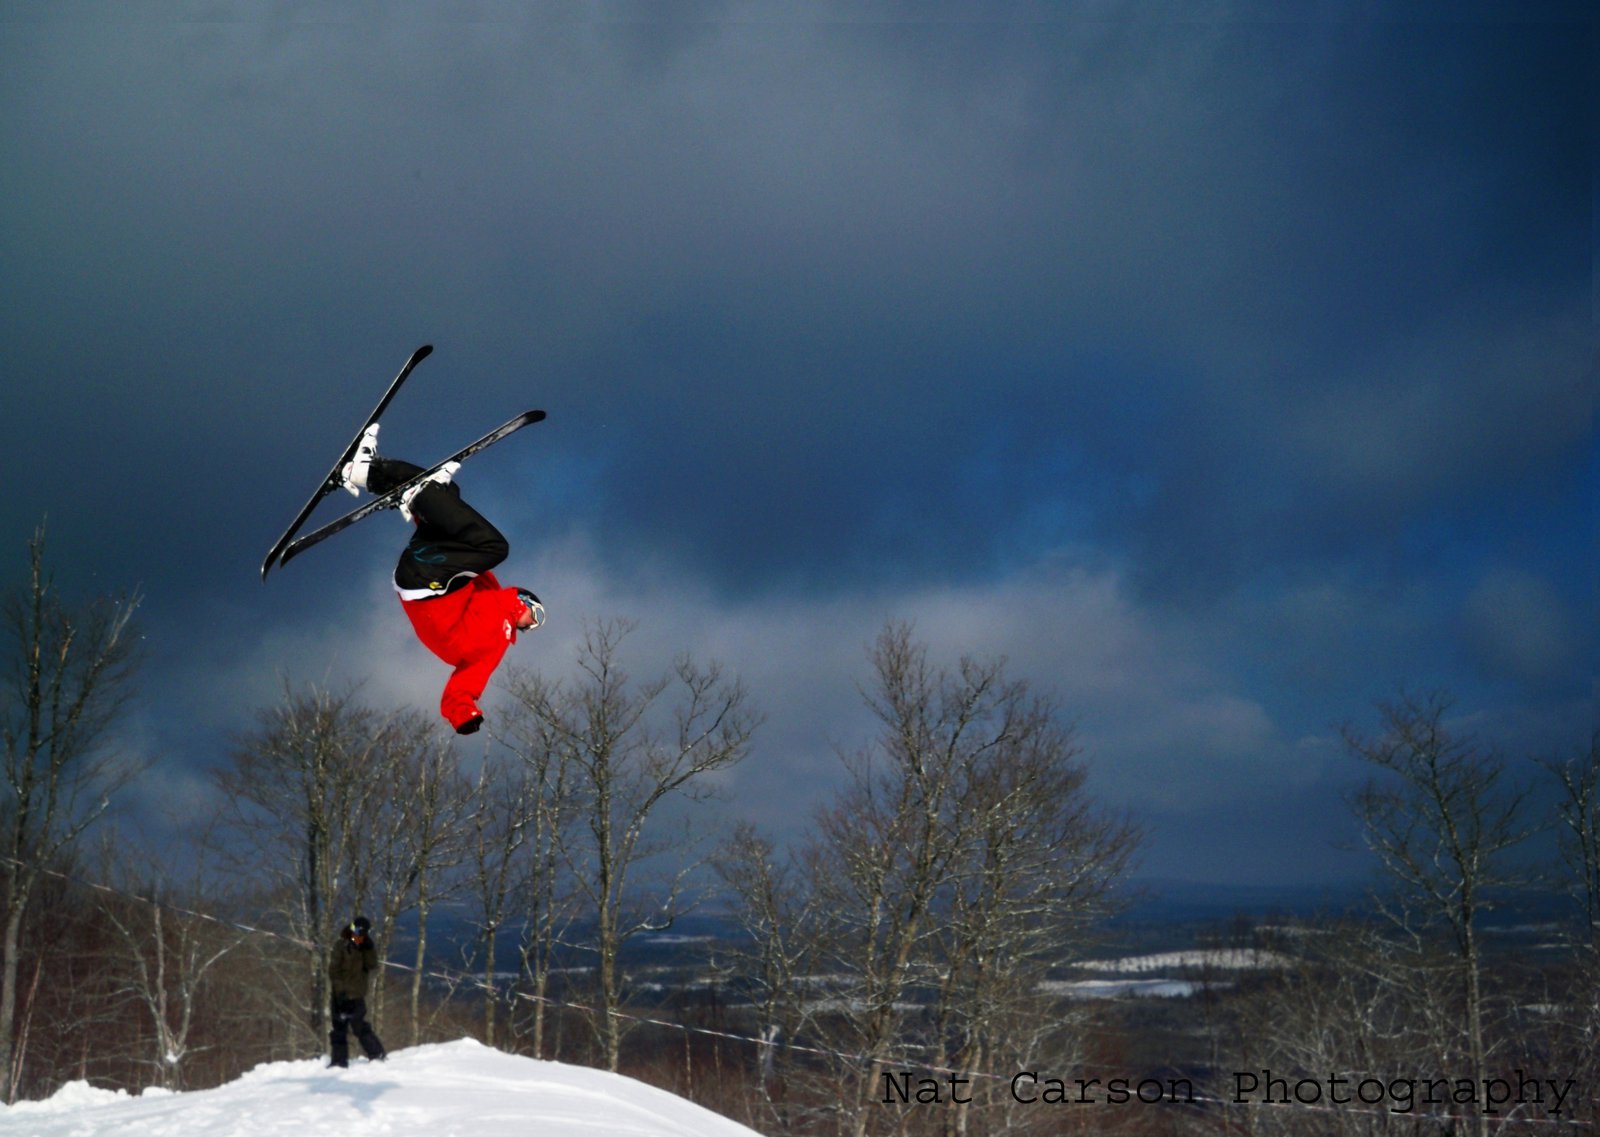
{"left": 882, "top": 1068, "right": 1582, "bottom": 1118}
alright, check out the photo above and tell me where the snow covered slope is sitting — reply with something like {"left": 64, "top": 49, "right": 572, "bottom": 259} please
{"left": 0, "top": 1038, "right": 761, "bottom": 1137}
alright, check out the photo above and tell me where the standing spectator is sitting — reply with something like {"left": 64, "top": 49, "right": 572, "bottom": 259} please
{"left": 328, "top": 916, "right": 387, "bottom": 1067}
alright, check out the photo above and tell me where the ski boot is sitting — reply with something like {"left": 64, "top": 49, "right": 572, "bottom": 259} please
{"left": 399, "top": 461, "right": 461, "bottom": 523}
{"left": 340, "top": 424, "right": 381, "bottom": 496}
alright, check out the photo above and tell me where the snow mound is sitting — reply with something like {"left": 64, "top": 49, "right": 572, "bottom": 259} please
{"left": 0, "top": 1038, "right": 761, "bottom": 1137}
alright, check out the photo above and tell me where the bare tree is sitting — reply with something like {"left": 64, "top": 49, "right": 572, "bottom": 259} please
{"left": 483, "top": 671, "right": 582, "bottom": 1056}
{"left": 460, "top": 755, "right": 534, "bottom": 1048}
{"left": 1543, "top": 732, "right": 1600, "bottom": 944}
{"left": 351, "top": 713, "right": 470, "bottom": 1044}
{"left": 0, "top": 526, "right": 142, "bottom": 1101}
{"left": 925, "top": 679, "right": 1136, "bottom": 1137}
{"left": 741, "top": 623, "right": 1136, "bottom": 1137}
{"left": 211, "top": 684, "right": 390, "bottom": 1045}
{"left": 515, "top": 619, "right": 758, "bottom": 1071}
{"left": 808, "top": 624, "right": 977, "bottom": 1136}
{"left": 92, "top": 836, "right": 252, "bottom": 1090}
{"left": 1232, "top": 919, "right": 1452, "bottom": 1137}
{"left": 1345, "top": 689, "right": 1537, "bottom": 1137}
{"left": 714, "top": 823, "right": 827, "bottom": 1131}
{"left": 1540, "top": 733, "right": 1600, "bottom": 1123}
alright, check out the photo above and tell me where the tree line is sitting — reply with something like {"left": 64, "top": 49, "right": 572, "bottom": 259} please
{"left": 1, "top": 527, "right": 1594, "bottom": 1137}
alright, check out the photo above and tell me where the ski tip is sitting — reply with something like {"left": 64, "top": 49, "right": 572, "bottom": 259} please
{"left": 416, "top": 343, "right": 433, "bottom": 359}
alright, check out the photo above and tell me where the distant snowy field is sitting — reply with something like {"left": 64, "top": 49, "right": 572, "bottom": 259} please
{"left": 0, "top": 1039, "right": 760, "bottom": 1137}
{"left": 1041, "top": 948, "right": 1294, "bottom": 999}
{"left": 1074, "top": 948, "right": 1292, "bottom": 973}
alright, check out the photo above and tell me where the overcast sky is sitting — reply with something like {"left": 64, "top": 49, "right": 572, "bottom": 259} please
{"left": 2, "top": 2, "right": 1592, "bottom": 888}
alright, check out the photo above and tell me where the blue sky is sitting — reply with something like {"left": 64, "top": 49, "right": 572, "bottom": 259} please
{"left": 2, "top": 2, "right": 1592, "bottom": 887}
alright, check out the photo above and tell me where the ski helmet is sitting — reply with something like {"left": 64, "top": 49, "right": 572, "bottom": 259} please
{"left": 515, "top": 589, "right": 544, "bottom": 628}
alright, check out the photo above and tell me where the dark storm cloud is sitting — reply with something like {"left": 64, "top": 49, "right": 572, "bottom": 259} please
{"left": 1, "top": 3, "right": 1590, "bottom": 885}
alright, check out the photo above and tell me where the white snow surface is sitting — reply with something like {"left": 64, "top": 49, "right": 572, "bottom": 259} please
{"left": 0, "top": 1038, "right": 762, "bottom": 1137}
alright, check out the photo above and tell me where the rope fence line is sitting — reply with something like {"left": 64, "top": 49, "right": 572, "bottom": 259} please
{"left": 3, "top": 854, "right": 1592, "bottom": 1130}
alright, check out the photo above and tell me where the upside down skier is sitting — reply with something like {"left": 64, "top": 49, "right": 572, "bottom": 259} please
{"left": 341, "top": 424, "right": 544, "bottom": 735}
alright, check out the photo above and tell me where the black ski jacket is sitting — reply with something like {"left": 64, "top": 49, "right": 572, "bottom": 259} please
{"left": 328, "top": 936, "right": 379, "bottom": 1002}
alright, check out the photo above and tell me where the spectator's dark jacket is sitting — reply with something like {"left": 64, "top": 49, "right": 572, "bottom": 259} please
{"left": 328, "top": 934, "right": 378, "bottom": 1002}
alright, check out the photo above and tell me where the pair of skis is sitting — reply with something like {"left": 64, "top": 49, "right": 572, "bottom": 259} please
{"left": 260, "top": 345, "right": 545, "bottom": 580}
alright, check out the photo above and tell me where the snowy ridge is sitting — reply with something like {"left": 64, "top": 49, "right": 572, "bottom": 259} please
{"left": 0, "top": 1038, "right": 761, "bottom": 1137}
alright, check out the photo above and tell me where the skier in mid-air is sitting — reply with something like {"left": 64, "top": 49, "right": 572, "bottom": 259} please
{"left": 341, "top": 424, "right": 544, "bottom": 735}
